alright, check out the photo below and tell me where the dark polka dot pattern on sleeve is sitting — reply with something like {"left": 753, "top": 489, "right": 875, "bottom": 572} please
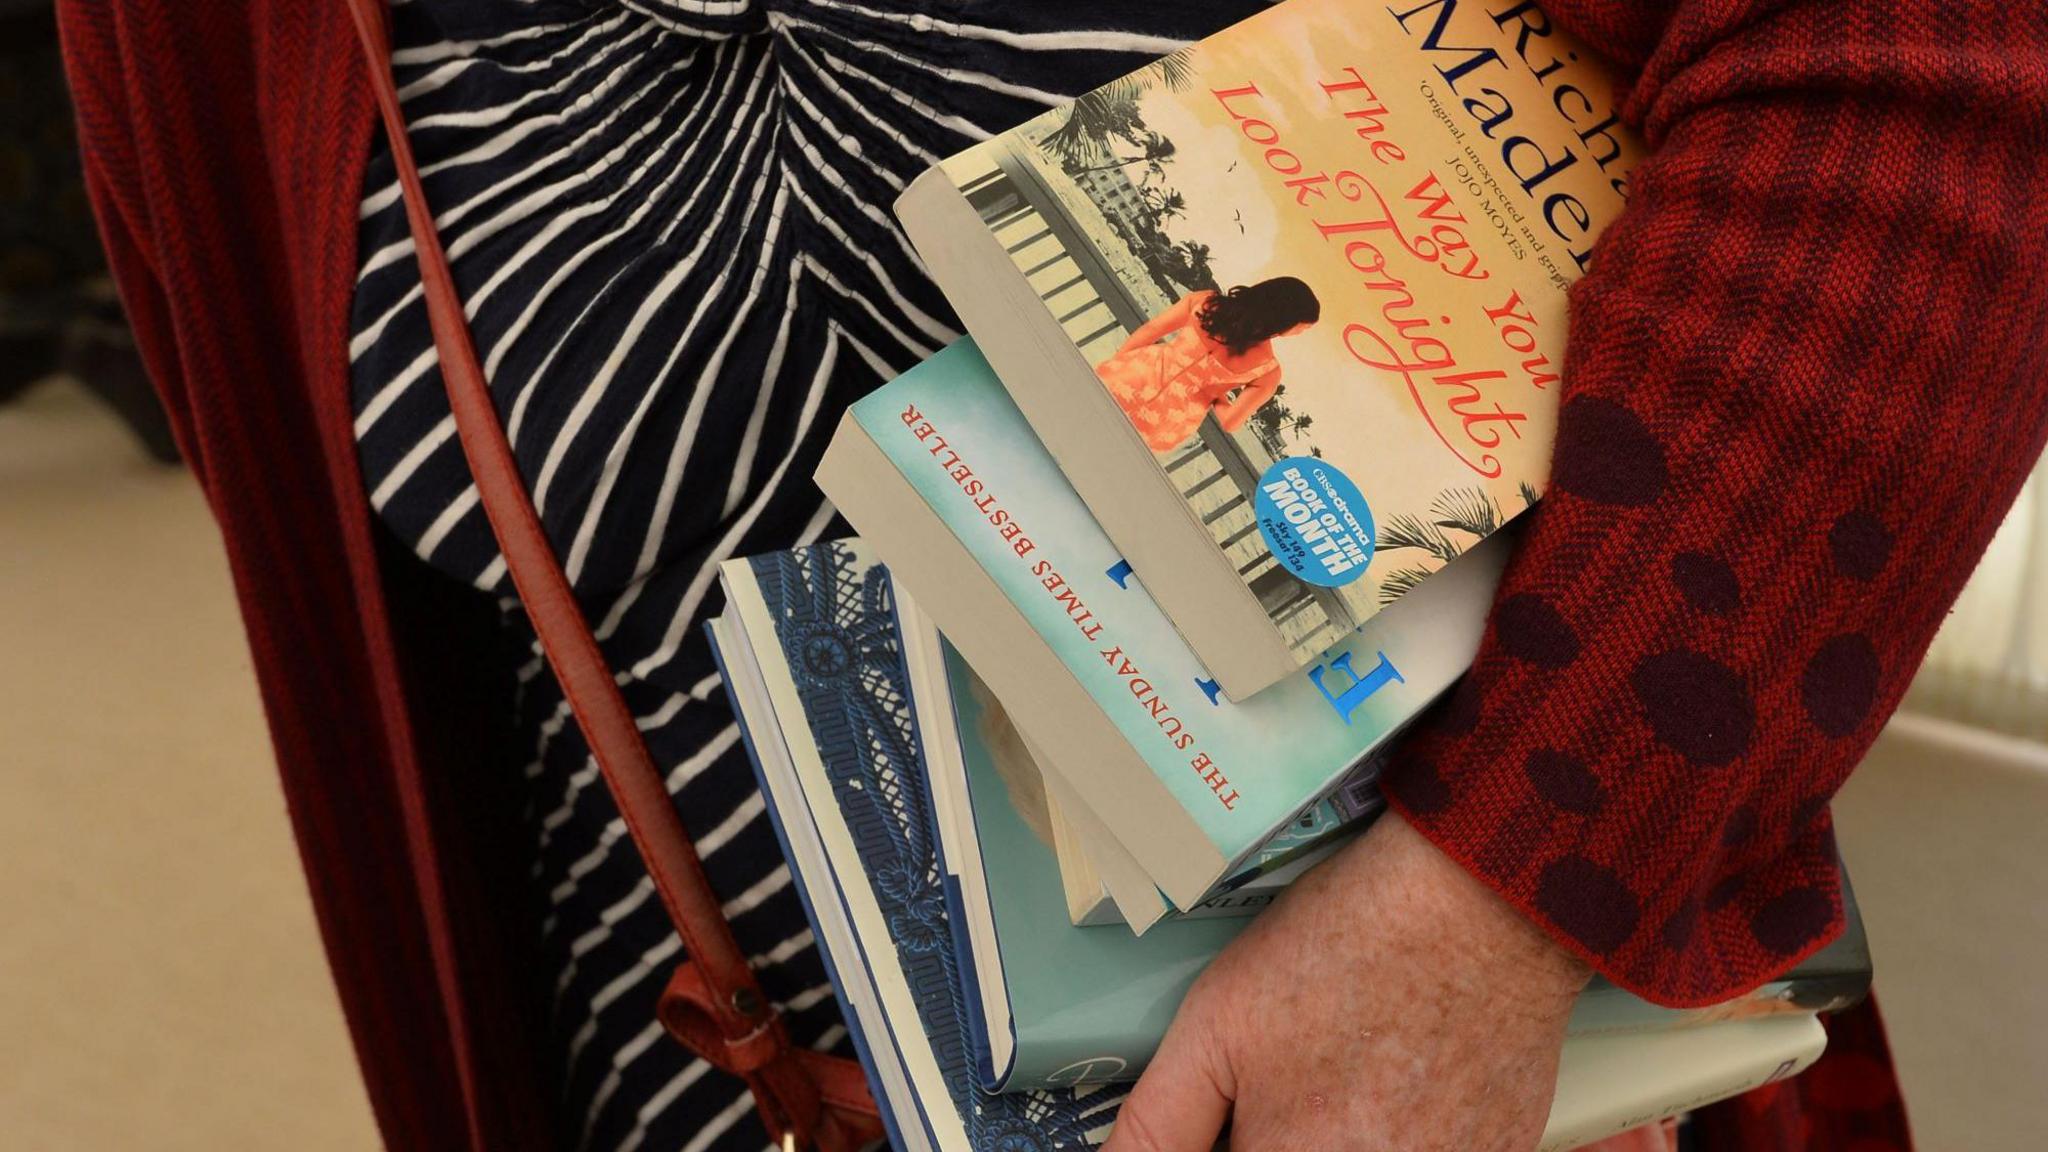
{"left": 1719, "top": 803, "right": 1759, "bottom": 847}
{"left": 1377, "top": 0, "right": 2048, "bottom": 1012}
{"left": 1551, "top": 397, "right": 1668, "bottom": 507}
{"left": 1829, "top": 510, "right": 1894, "bottom": 581}
{"left": 1494, "top": 593, "right": 1582, "bottom": 669}
{"left": 1793, "top": 793, "right": 1832, "bottom": 831}
{"left": 1660, "top": 903, "right": 1699, "bottom": 952}
{"left": 1432, "top": 678, "right": 1486, "bottom": 736}
{"left": 1523, "top": 748, "right": 1606, "bottom": 815}
{"left": 1705, "top": 871, "right": 1750, "bottom": 912}
{"left": 1631, "top": 649, "right": 1756, "bottom": 767}
{"left": 1750, "top": 886, "right": 1837, "bottom": 956}
{"left": 1535, "top": 856, "right": 1641, "bottom": 955}
{"left": 1671, "top": 551, "right": 1741, "bottom": 615}
{"left": 1802, "top": 634, "right": 1881, "bottom": 737}
{"left": 1395, "top": 758, "right": 1453, "bottom": 816}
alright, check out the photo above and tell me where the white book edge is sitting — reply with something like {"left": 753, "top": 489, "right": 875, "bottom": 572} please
{"left": 898, "top": 587, "right": 1022, "bottom": 1082}
{"left": 897, "top": 167, "right": 1300, "bottom": 699}
{"left": 817, "top": 410, "right": 1228, "bottom": 910}
{"left": 1041, "top": 778, "right": 1127, "bottom": 928}
{"left": 1035, "top": 749, "right": 1171, "bottom": 932}
{"left": 1539, "top": 1014, "right": 1827, "bottom": 1152}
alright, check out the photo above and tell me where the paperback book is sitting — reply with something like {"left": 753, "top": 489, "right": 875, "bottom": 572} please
{"left": 709, "top": 540, "right": 1831, "bottom": 1151}
{"left": 817, "top": 339, "right": 1508, "bottom": 916}
{"left": 899, "top": 588, "right": 1348, "bottom": 928}
{"left": 897, "top": 0, "right": 1646, "bottom": 698}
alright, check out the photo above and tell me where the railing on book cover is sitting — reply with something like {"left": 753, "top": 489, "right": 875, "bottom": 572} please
{"left": 952, "top": 143, "right": 1354, "bottom": 663}
{"left": 750, "top": 544, "right": 1115, "bottom": 1149}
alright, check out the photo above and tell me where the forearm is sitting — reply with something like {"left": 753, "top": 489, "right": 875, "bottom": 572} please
{"left": 1212, "top": 395, "right": 1256, "bottom": 432}
{"left": 1214, "top": 373, "right": 1277, "bottom": 431}
{"left": 1383, "top": 0, "right": 2048, "bottom": 1004}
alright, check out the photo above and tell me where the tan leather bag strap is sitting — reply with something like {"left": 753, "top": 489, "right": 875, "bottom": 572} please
{"left": 343, "top": 4, "right": 881, "bottom": 1147}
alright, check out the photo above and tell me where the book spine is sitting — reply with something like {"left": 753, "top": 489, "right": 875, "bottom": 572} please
{"left": 1566, "top": 971, "right": 1869, "bottom": 1038}
{"left": 995, "top": 971, "right": 1860, "bottom": 1094}
{"left": 1537, "top": 1017, "right": 1826, "bottom": 1152}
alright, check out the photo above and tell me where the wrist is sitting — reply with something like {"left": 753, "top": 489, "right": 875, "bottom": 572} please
{"left": 1349, "top": 812, "right": 1593, "bottom": 1001}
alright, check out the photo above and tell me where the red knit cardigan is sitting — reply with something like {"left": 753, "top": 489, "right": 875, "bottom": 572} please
{"left": 57, "top": 0, "right": 2045, "bottom": 1149}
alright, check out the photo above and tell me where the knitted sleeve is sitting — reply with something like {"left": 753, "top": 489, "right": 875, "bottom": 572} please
{"left": 1381, "top": 0, "right": 2048, "bottom": 1005}
{"left": 58, "top": 2, "right": 203, "bottom": 478}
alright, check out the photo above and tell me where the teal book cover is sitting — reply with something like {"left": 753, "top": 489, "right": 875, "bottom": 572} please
{"left": 933, "top": 643, "right": 1245, "bottom": 1092}
{"left": 844, "top": 339, "right": 1507, "bottom": 895}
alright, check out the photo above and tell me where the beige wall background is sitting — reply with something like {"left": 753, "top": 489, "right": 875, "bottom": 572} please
{"left": 1839, "top": 456, "right": 2048, "bottom": 1149}
{"left": 2, "top": 375, "right": 2043, "bottom": 1149}
{"left": 1836, "top": 716, "right": 2048, "bottom": 1151}
{"left": 0, "top": 380, "right": 377, "bottom": 1150}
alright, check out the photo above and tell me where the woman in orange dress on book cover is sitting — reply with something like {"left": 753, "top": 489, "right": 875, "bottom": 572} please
{"left": 1094, "top": 275, "right": 1320, "bottom": 453}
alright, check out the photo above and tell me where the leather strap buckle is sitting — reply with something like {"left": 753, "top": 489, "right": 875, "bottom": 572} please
{"left": 658, "top": 962, "right": 784, "bottom": 1076}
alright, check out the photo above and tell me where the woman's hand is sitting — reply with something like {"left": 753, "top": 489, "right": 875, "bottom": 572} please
{"left": 1103, "top": 812, "right": 1592, "bottom": 1152}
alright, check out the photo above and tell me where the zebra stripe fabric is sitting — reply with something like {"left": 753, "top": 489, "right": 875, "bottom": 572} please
{"left": 347, "top": 1, "right": 1263, "bottom": 1147}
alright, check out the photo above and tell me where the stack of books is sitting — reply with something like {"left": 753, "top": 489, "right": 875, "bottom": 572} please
{"left": 707, "top": 2, "right": 1869, "bottom": 1148}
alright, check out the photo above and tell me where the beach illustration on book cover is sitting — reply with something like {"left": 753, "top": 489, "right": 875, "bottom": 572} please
{"left": 937, "top": 0, "right": 1641, "bottom": 658}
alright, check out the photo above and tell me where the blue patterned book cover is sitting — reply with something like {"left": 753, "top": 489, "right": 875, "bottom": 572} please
{"left": 716, "top": 540, "right": 1123, "bottom": 1150}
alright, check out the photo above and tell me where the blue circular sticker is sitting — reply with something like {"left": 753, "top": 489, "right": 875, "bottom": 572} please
{"left": 1252, "top": 457, "right": 1375, "bottom": 588}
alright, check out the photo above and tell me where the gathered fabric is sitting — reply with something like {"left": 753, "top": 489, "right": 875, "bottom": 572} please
{"left": 344, "top": 1, "right": 1289, "bottom": 1146}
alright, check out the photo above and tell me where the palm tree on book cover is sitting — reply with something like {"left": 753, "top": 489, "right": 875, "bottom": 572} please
{"left": 1035, "top": 49, "right": 1219, "bottom": 297}
{"left": 1094, "top": 276, "right": 1320, "bottom": 454}
{"left": 1375, "top": 482, "right": 1540, "bottom": 605}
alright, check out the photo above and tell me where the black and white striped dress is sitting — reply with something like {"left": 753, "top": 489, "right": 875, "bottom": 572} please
{"left": 347, "top": 1, "right": 1262, "bottom": 1147}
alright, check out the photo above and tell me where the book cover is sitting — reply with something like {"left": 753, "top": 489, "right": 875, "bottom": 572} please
{"left": 924, "top": 640, "right": 1245, "bottom": 1092}
{"left": 716, "top": 541, "right": 1123, "bottom": 1150}
{"left": 817, "top": 338, "right": 1507, "bottom": 912}
{"left": 899, "top": 583, "right": 1359, "bottom": 930}
{"left": 899, "top": 0, "right": 1645, "bottom": 697}
{"left": 712, "top": 541, "right": 1829, "bottom": 1146}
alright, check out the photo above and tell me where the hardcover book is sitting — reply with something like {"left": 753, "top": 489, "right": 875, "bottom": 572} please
{"left": 708, "top": 541, "right": 1831, "bottom": 1150}
{"left": 896, "top": 0, "right": 1646, "bottom": 698}
{"left": 914, "top": 625, "right": 1866, "bottom": 1094}
{"left": 816, "top": 339, "right": 1507, "bottom": 915}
